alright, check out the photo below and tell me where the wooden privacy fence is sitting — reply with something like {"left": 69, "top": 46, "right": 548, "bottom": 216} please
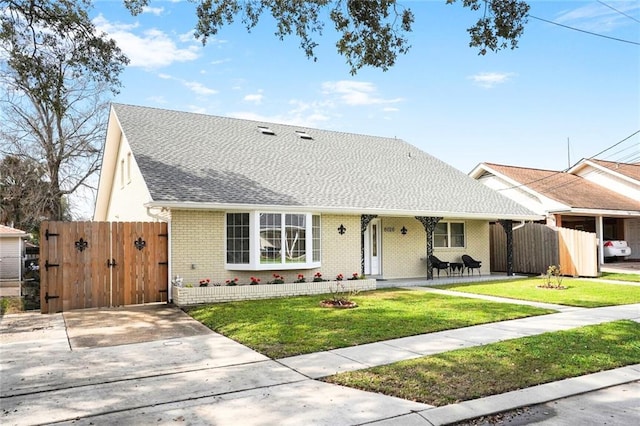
{"left": 490, "top": 223, "right": 597, "bottom": 277}
{"left": 40, "top": 221, "right": 168, "bottom": 313}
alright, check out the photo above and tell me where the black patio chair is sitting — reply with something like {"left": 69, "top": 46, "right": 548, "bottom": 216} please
{"left": 428, "top": 255, "right": 450, "bottom": 278}
{"left": 462, "top": 255, "right": 482, "bottom": 275}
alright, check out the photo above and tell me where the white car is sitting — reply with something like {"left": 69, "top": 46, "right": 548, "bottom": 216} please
{"left": 603, "top": 240, "right": 631, "bottom": 259}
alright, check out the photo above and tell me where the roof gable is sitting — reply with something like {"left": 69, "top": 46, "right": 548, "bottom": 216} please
{"left": 108, "top": 104, "right": 540, "bottom": 219}
{"left": 481, "top": 162, "right": 640, "bottom": 212}
{"left": 0, "top": 225, "right": 27, "bottom": 237}
{"left": 576, "top": 159, "right": 640, "bottom": 183}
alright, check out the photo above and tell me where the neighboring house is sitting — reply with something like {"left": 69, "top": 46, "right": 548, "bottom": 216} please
{"left": 94, "top": 104, "right": 540, "bottom": 295}
{"left": 0, "top": 224, "right": 27, "bottom": 283}
{"left": 470, "top": 160, "right": 640, "bottom": 264}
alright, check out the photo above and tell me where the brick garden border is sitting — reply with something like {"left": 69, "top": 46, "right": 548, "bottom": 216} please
{"left": 172, "top": 279, "right": 376, "bottom": 306}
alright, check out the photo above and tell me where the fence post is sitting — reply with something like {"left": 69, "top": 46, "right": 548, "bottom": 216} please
{"left": 498, "top": 220, "right": 514, "bottom": 276}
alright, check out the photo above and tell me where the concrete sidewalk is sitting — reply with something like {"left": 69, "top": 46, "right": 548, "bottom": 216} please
{"left": 1, "top": 298, "right": 639, "bottom": 425}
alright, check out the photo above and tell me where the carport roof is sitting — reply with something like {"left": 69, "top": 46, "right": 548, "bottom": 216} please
{"left": 482, "top": 163, "right": 640, "bottom": 212}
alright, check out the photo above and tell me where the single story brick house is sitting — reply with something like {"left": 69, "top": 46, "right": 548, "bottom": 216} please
{"left": 94, "top": 104, "right": 540, "bottom": 298}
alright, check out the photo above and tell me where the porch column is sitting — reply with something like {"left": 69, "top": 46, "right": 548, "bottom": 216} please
{"left": 595, "top": 215, "right": 604, "bottom": 265}
{"left": 361, "top": 215, "right": 378, "bottom": 274}
{"left": 415, "top": 216, "right": 443, "bottom": 280}
{"left": 498, "top": 219, "right": 514, "bottom": 276}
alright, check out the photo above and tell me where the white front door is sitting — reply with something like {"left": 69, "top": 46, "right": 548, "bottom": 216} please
{"left": 364, "top": 219, "right": 381, "bottom": 275}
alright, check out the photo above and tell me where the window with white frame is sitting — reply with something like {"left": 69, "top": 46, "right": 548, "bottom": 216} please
{"left": 226, "top": 212, "right": 321, "bottom": 270}
{"left": 433, "top": 222, "right": 465, "bottom": 248}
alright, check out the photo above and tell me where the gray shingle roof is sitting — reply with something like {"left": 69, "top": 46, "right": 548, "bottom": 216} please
{"left": 112, "top": 103, "right": 539, "bottom": 219}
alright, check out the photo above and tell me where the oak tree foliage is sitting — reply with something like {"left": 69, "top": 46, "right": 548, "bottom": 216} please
{"left": 0, "top": 156, "right": 70, "bottom": 234}
{"left": 0, "top": 0, "right": 129, "bottom": 222}
{"left": 124, "top": 0, "right": 529, "bottom": 74}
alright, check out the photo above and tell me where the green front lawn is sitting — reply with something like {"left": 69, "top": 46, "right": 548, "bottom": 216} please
{"left": 439, "top": 278, "right": 640, "bottom": 307}
{"left": 600, "top": 272, "right": 640, "bottom": 283}
{"left": 187, "top": 289, "right": 553, "bottom": 358}
{"left": 323, "top": 320, "right": 640, "bottom": 406}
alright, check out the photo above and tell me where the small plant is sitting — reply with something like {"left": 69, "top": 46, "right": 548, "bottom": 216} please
{"left": 313, "top": 272, "right": 325, "bottom": 282}
{"left": 185, "top": 283, "right": 193, "bottom": 288}
{"left": 250, "top": 276, "right": 261, "bottom": 285}
{"left": 225, "top": 277, "right": 239, "bottom": 286}
{"left": 539, "top": 265, "right": 566, "bottom": 289}
{"left": 335, "top": 273, "right": 344, "bottom": 281}
{"left": 322, "top": 280, "right": 359, "bottom": 307}
{"left": 199, "top": 278, "right": 211, "bottom": 287}
{"left": 295, "top": 274, "right": 306, "bottom": 283}
{"left": 348, "top": 272, "right": 360, "bottom": 280}
{"left": 270, "top": 273, "right": 285, "bottom": 284}
{"left": 171, "top": 275, "right": 184, "bottom": 287}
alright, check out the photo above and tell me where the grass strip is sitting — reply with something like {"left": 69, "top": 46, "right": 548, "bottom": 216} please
{"left": 439, "top": 278, "right": 640, "bottom": 307}
{"left": 323, "top": 320, "right": 640, "bottom": 406}
{"left": 187, "top": 289, "right": 553, "bottom": 358}
{"left": 600, "top": 272, "right": 640, "bottom": 283}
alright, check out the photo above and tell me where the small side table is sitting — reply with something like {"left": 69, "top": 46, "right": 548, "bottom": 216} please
{"left": 450, "top": 262, "right": 464, "bottom": 276}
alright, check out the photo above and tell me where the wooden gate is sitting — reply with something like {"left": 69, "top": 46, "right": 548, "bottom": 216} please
{"left": 40, "top": 221, "right": 168, "bottom": 313}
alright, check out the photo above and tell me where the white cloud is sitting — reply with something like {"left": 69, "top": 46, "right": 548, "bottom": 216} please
{"left": 142, "top": 6, "right": 164, "bottom": 16}
{"left": 383, "top": 107, "right": 399, "bottom": 112}
{"left": 147, "top": 95, "right": 168, "bottom": 104}
{"left": 469, "top": 72, "right": 515, "bottom": 88}
{"left": 211, "top": 58, "right": 231, "bottom": 65}
{"left": 187, "top": 105, "right": 208, "bottom": 115}
{"left": 243, "top": 91, "right": 264, "bottom": 105}
{"left": 228, "top": 110, "right": 330, "bottom": 129}
{"left": 555, "top": 2, "right": 640, "bottom": 32}
{"left": 156, "top": 73, "right": 218, "bottom": 96}
{"left": 321, "top": 81, "right": 403, "bottom": 106}
{"left": 184, "top": 81, "right": 218, "bottom": 96}
{"left": 178, "top": 30, "right": 196, "bottom": 43}
{"left": 93, "top": 14, "right": 200, "bottom": 69}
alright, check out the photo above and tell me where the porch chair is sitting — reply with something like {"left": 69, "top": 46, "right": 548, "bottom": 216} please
{"left": 428, "top": 255, "right": 450, "bottom": 278}
{"left": 461, "top": 255, "right": 482, "bottom": 276}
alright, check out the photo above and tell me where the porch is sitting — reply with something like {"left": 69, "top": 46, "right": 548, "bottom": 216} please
{"left": 375, "top": 272, "right": 523, "bottom": 289}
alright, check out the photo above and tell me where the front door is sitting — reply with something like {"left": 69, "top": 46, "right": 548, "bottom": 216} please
{"left": 364, "top": 219, "right": 381, "bottom": 275}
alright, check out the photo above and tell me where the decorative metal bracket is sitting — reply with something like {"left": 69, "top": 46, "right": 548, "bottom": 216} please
{"left": 337, "top": 224, "right": 346, "bottom": 235}
{"left": 134, "top": 237, "right": 147, "bottom": 251}
{"left": 415, "top": 216, "right": 443, "bottom": 280}
{"left": 44, "top": 260, "right": 60, "bottom": 271}
{"left": 44, "top": 292, "right": 60, "bottom": 303}
{"left": 75, "top": 238, "right": 88, "bottom": 252}
{"left": 45, "top": 229, "right": 59, "bottom": 240}
{"left": 401, "top": 226, "right": 408, "bottom": 235}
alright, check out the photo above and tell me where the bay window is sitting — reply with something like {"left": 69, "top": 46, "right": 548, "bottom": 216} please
{"left": 226, "top": 212, "right": 321, "bottom": 270}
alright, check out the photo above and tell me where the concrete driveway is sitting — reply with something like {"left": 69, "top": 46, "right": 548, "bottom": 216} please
{"left": 2, "top": 302, "right": 638, "bottom": 425}
{"left": 0, "top": 305, "right": 430, "bottom": 426}
{"left": 62, "top": 304, "right": 213, "bottom": 348}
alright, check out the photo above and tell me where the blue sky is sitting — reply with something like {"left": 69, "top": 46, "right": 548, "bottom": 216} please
{"left": 92, "top": 0, "right": 640, "bottom": 174}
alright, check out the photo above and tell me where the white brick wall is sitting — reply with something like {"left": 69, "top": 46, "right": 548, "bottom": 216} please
{"left": 173, "top": 279, "right": 376, "bottom": 305}
{"left": 170, "top": 210, "right": 492, "bottom": 283}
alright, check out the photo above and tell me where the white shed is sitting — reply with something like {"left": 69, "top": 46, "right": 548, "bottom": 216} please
{"left": 0, "top": 225, "right": 27, "bottom": 283}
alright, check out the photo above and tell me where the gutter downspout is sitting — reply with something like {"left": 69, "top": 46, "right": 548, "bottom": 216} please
{"left": 146, "top": 206, "right": 172, "bottom": 303}
{"left": 512, "top": 220, "right": 526, "bottom": 231}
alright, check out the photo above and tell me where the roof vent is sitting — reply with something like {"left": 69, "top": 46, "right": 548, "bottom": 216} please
{"left": 295, "top": 130, "right": 313, "bottom": 140}
{"left": 258, "top": 126, "right": 275, "bottom": 135}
